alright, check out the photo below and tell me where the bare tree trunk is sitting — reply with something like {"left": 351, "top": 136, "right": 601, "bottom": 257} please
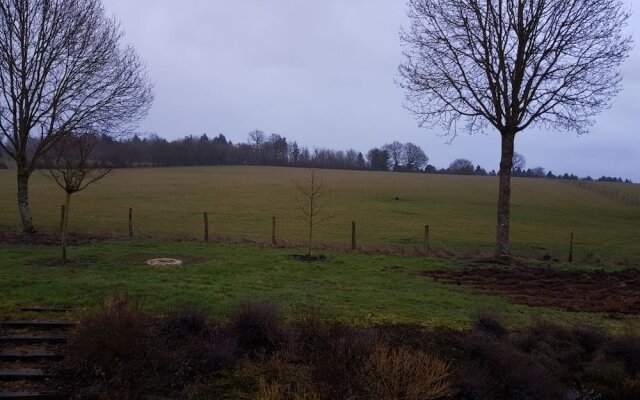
{"left": 17, "top": 171, "right": 35, "bottom": 233}
{"left": 496, "top": 133, "right": 515, "bottom": 259}
{"left": 308, "top": 196, "right": 314, "bottom": 257}
{"left": 62, "top": 192, "right": 71, "bottom": 263}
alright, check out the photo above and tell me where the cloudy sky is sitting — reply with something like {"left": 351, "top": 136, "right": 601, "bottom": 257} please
{"left": 102, "top": 0, "right": 640, "bottom": 181}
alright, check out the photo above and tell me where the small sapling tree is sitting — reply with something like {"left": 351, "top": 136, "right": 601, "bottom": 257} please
{"left": 293, "top": 169, "right": 331, "bottom": 257}
{"left": 45, "top": 133, "right": 111, "bottom": 263}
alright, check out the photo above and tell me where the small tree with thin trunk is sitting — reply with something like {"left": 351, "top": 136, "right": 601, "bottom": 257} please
{"left": 293, "top": 168, "right": 331, "bottom": 257}
{"left": 45, "top": 133, "right": 110, "bottom": 263}
{"left": 399, "top": 0, "right": 632, "bottom": 259}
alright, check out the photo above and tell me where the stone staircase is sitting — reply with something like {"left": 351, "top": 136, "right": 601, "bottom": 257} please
{"left": 0, "top": 308, "right": 76, "bottom": 400}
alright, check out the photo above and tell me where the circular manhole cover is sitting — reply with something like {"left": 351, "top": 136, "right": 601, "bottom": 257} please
{"left": 145, "top": 258, "right": 184, "bottom": 267}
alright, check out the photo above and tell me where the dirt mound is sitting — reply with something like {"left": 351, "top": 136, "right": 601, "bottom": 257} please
{"left": 423, "top": 266, "right": 640, "bottom": 314}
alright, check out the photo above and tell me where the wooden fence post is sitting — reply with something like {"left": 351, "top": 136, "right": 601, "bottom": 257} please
{"left": 204, "top": 212, "right": 209, "bottom": 242}
{"left": 424, "top": 225, "right": 431, "bottom": 252}
{"left": 128, "top": 208, "right": 133, "bottom": 238}
{"left": 60, "top": 205, "right": 65, "bottom": 233}
{"left": 271, "top": 216, "right": 276, "bottom": 245}
{"left": 569, "top": 232, "right": 574, "bottom": 263}
{"left": 351, "top": 221, "right": 356, "bottom": 251}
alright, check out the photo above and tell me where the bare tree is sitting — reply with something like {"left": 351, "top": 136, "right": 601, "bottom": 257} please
{"left": 293, "top": 169, "right": 331, "bottom": 257}
{"left": 0, "top": 0, "right": 153, "bottom": 232}
{"left": 248, "top": 129, "right": 265, "bottom": 163}
{"left": 403, "top": 142, "right": 428, "bottom": 171}
{"left": 383, "top": 141, "right": 405, "bottom": 169}
{"left": 367, "top": 148, "right": 391, "bottom": 171}
{"left": 45, "top": 133, "right": 110, "bottom": 263}
{"left": 448, "top": 158, "right": 475, "bottom": 175}
{"left": 399, "top": 0, "right": 632, "bottom": 258}
{"left": 530, "top": 166, "right": 546, "bottom": 178}
{"left": 512, "top": 152, "right": 526, "bottom": 172}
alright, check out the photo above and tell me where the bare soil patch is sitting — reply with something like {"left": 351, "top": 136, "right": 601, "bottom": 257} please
{"left": 423, "top": 266, "right": 640, "bottom": 314}
{"left": 0, "top": 231, "right": 97, "bottom": 246}
{"left": 287, "top": 254, "right": 328, "bottom": 263}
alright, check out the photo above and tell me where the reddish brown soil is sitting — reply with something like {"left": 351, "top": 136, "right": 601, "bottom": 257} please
{"left": 423, "top": 266, "right": 640, "bottom": 314}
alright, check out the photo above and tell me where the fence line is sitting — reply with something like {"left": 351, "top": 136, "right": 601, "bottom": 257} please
{"left": 570, "top": 180, "right": 640, "bottom": 206}
{"left": 102, "top": 208, "right": 590, "bottom": 263}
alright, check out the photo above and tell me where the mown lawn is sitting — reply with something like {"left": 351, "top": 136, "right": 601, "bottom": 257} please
{"left": 0, "top": 239, "right": 636, "bottom": 333}
{"left": 1, "top": 166, "right": 638, "bottom": 263}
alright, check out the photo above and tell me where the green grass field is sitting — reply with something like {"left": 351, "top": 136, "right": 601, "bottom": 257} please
{"left": 1, "top": 166, "right": 638, "bottom": 262}
{"left": 0, "top": 240, "right": 636, "bottom": 333}
{"left": 1, "top": 166, "right": 639, "bottom": 332}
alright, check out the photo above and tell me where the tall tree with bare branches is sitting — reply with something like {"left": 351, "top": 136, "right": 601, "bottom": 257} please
{"left": 45, "top": 132, "right": 110, "bottom": 263}
{"left": 0, "top": 0, "right": 153, "bottom": 232}
{"left": 399, "top": 0, "right": 632, "bottom": 258}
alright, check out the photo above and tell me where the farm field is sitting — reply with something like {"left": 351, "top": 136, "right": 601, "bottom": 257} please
{"left": 1, "top": 166, "right": 638, "bottom": 263}
{"left": 0, "top": 240, "right": 637, "bottom": 333}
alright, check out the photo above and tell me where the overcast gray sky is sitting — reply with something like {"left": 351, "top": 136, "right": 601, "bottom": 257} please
{"left": 102, "top": 0, "right": 640, "bottom": 181}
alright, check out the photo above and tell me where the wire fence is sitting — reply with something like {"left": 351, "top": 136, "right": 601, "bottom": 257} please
{"left": 570, "top": 180, "right": 640, "bottom": 206}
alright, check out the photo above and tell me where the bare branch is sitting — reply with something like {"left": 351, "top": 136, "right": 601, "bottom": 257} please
{"left": 399, "top": 0, "right": 632, "bottom": 137}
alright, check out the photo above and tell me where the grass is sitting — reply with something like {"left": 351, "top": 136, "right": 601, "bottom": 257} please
{"left": 0, "top": 239, "right": 636, "bottom": 333}
{"left": 0, "top": 166, "right": 638, "bottom": 263}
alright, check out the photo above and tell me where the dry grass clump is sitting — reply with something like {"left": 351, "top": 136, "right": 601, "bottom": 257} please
{"left": 361, "top": 344, "right": 453, "bottom": 400}
{"left": 232, "top": 299, "right": 285, "bottom": 356}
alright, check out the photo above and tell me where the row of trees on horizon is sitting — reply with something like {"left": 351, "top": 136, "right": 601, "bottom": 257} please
{"left": 1, "top": 130, "right": 632, "bottom": 184}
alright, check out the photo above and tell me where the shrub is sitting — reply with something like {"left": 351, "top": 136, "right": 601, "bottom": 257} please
{"left": 459, "top": 333, "right": 566, "bottom": 400}
{"left": 300, "top": 324, "right": 377, "bottom": 399}
{"left": 474, "top": 314, "right": 507, "bottom": 338}
{"left": 622, "top": 378, "right": 640, "bottom": 400}
{"left": 258, "top": 377, "right": 320, "bottom": 400}
{"left": 158, "top": 331, "right": 238, "bottom": 392}
{"left": 575, "top": 359, "right": 629, "bottom": 400}
{"left": 572, "top": 326, "right": 606, "bottom": 356}
{"left": 361, "top": 344, "right": 453, "bottom": 400}
{"left": 252, "top": 358, "right": 319, "bottom": 400}
{"left": 605, "top": 328, "right": 640, "bottom": 376}
{"left": 158, "top": 302, "right": 210, "bottom": 348}
{"left": 184, "top": 357, "right": 319, "bottom": 400}
{"left": 64, "top": 294, "right": 159, "bottom": 399}
{"left": 232, "top": 299, "right": 284, "bottom": 355}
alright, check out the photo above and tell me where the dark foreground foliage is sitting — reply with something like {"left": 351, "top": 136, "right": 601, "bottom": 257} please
{"left": 60, "top": 297, "right": 640, "bottom": 399}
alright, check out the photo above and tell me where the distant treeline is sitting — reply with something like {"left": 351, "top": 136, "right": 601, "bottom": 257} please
{"left": 0, "top": 130, "right": 633, "bottom": 184}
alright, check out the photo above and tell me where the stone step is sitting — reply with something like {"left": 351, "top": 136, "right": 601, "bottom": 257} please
{"left": 0, "top": 321, "right": 76, "bottom": 330}
{"left": 18, "top": 307, "right": 74, "bottom": 313}
{"left": 0, "top": 350, "right": 62, "bottom": 362}
{"left": 0, "top": 392, "right": 60, "bottom": 399}
{"left": 0, "top": 335, "right": 66, "bottom": 344}
{"left": 0, "top": 369, "right": 49, "bottom": 381}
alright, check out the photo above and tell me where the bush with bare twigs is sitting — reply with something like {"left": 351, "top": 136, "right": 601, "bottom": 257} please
{"left": 361, "top": 344, "right": 453, "bottom": 400}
